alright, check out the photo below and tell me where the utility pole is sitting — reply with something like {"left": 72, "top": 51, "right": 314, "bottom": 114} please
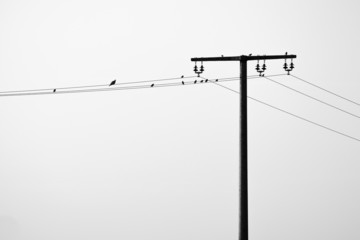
{"left": 190, "top": 54, "right": 297, "bottom": 240}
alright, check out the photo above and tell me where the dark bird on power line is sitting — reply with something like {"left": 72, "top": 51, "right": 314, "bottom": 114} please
{"left": 182, "top": 81, "right": 185, "bottom": 85}
{"left": 200, "top": 80, "right": 204, "bottom": 83}
{"left": 205, "top": 79, "right": 208, "bottom": 83}
{"left": 109, "top": 79, "right": 116, "bottom": 86}
{"left": 53, "top": 89, "right": 56, "bottom": 93}
{"left": 249, "top": 54, "right": 252, "bottom": 56}
{"left": 215, "top": 79, "right": 218, "bottom": 82}
{"left": 194, "top": 80, "right": 197, "bottom": 84}
{"left": 150, "top": 83, "right": 154, "bottom": 87}
{"left": 285, "top": 52, "right": 288, "bottom": 55}
{"left": 181, "top": 75, "right": 184, "bottom": 78}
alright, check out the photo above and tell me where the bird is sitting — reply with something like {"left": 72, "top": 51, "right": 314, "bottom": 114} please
{"left": 53, "top": 89, "right": 56, "bottom": 93}
{"left": 285, "top": 52, "right": 288, "bottom": 55}
{"left": 200, "top": 80, "right": 204, "bottom": 83}
{"left": 194, "top": 80, "right": 197, "bottom": 84}
{"left": 221, "top": 55, "right": 224, "bottom": 57}
{"left": 109, "top": 79, "right": 116, "bottom": 86}
{"left": 150, "top": 83, "right": 154, "bottom": 87}
{"left": 181, "top": 75, "right": 184, "bottom": 78}
{"left": 249, "top": 54, "right": 252, "bottom": 56}
{"left": 205, "top": 79, "right": 208, "bottom": 83}
{"left": 182, "top": 81, "right": 185, "bottom": 85}
{"left": 215, "top": 79, "right": 218, "bottom": 82}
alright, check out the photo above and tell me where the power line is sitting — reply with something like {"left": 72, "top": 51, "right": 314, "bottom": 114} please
{"left": 263, "top": 76, "right": 360, "bottom": 120}
{"left": 0, "top": 74, "right": 287, "bottom": 98}
{"left": 1, "top": 71, "right": 358, "bottom": 142}
{"left": 206, "top": 78, "right": 360, "bottom": 143}
{"left": 0, "top": 75, "right": 198, "bottom": 94}
{"left": 199, "top": 76, "right": 240, "bottom": 94}
{"left": 248, "top": 96, "right": 360, "bottom": 143}
{"left": 290, "top": 74, "right": 360, "bottom": 106}
{"left": 0, "top": 76, "right": 244, "bottom": 97}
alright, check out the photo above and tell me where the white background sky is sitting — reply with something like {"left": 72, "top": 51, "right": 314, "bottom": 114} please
{"left": 1, "top": 0, "right": 360, "bottom": 240}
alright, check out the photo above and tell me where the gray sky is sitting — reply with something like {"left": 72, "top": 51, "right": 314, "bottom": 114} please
{"left": 1, "top": 0, "right": 360, "bottom": 240}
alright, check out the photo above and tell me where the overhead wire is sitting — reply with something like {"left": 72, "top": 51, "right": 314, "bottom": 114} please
{"left": 0, "top": 71, "right": 359, "bottom": 142}
{"left": 0, "top": 75, "right": 198, "bottom": 94}
{"left": 0, "top": 69, "right": 358, "bottom": 142}
{"left": 290, "top": 74, "right": 360, "bottom": 106}
{"left": 263, "top": 76, "right": 360, "bottom": 120}
{"left": 199, "top": 76, "right": 240, "bottom": 94}
{"left": 0, "top": 76, "right": 241, "bottom": 97}
{"left": 248, "top": 96, "right": 360, "bottom": 143}
{"left": 0, "top": 74, "right": 288, "bottom": 98}
{"left": 203, "top": 76, "right": 360, "bottom": 143}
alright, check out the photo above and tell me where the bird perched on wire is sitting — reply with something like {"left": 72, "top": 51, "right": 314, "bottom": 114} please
{"left": 182, "top": 81, "right": 185, "bottom": 85}
{"left": 109, "top": 79, "right": 116, "bottom": 86}
{"left": 249, "top": 54, "right": 252, "bottom": 56}
{"left": 53, "top": 89, "right": 56, "bottom": 93}
{"left": 181, "top": 75, "right": 184, "bottom": 78}
{"left": 205, "top": 79, "right": 208, "bottom": 83}
{"left": 200, "top": 80, "right": 204, "bottom": 83}
{"left": 194, "top": 80, "right": 197, "bottom": 84}
{"left": 215, "top": 79, "right": 218, "bottom": 82}
{"left": 150, "top": 83, "right": 154, "bottom": 87}
{"left": 285, "top": 52, "right": 288, "bottom": 55}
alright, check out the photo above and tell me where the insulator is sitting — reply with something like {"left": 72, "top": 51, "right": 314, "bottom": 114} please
{"left": 194, "top": 65, "right": 198, "bottom": 72}
{"left": 290, "top": 62, "right": 294, "bottom": 69}
{"left": 255, "top": 63, "right": 260, "bottom": 71}
{"left": 283, "top": 63, "right": 288, "bottom": 69}
{"left": 262, "top": 64, "right": 266, "bottom": 71}
{"left": 200, "top": 65, "right": 204, "bottom": 72}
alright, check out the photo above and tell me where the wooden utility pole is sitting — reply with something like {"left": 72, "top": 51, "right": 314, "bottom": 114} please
{"left": 191, "top": 54, "right": 297, "bottom": 240}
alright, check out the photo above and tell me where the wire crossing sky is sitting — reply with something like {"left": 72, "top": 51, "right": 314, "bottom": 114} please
{"left": 0, "top": 74, "right": 283, "bottom": 97}
{"left": 202, "top": 76, "right": 360, "bottom": 143}
{"left": 263, "top": 76, "right": 360, "bottom": 120}
{"left": 290, "top": 75, "right": 360, "bottom": 106}
{"left": 0, "top": 72, "right": 358, "bottom": 143}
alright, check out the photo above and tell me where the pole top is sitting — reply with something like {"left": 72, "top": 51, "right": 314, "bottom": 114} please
{"left": 191, "top": 54, "right": 297, "bottom": 62}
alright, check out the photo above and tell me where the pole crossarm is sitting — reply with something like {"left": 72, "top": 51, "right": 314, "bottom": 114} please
{"left": 191, "top": 54, "right": 296, "bottom": 62}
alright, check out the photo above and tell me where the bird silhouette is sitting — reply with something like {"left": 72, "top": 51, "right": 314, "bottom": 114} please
{"left": 285, "top": 52, "right": 288, "bottom": 55}
{"left": 151, "top": 83, "right": 154, "bottom": 87}
{"left": 109, "top": 79, "right": 116, "bottom": 86}
{"left": 221, "top": 55, "right": 224, "bottom": 57}
{"left": 181, "top": 75, "right": 184, "bottom": 78}
{"left": 182, "top": 81, "right": 185, "bottom": 85}
{"left": 200, "top": 80, "right": 204, "bottom": 83}
{"left": 249, "top": 54, "right": 252, "bottom": 56}
{"left": 194, "top": 80, "right": 197, "bottom": 84}
{"left": 53, "top": 89, "right": 56, "bottom": 93}
{"left": 215, "top": 79, "right": 218, "bottom": 82}
{"left": 205, "top": 79, "right": 208, "bottom": 83}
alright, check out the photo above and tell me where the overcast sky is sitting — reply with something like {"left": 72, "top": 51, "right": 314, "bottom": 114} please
{"left": 1, "top": 0, "right": 360, "bottom": 240}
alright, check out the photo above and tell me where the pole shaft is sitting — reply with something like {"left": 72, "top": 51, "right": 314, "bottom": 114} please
{"left": 239, "top": 60, "right": 248, "bottom": 240}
